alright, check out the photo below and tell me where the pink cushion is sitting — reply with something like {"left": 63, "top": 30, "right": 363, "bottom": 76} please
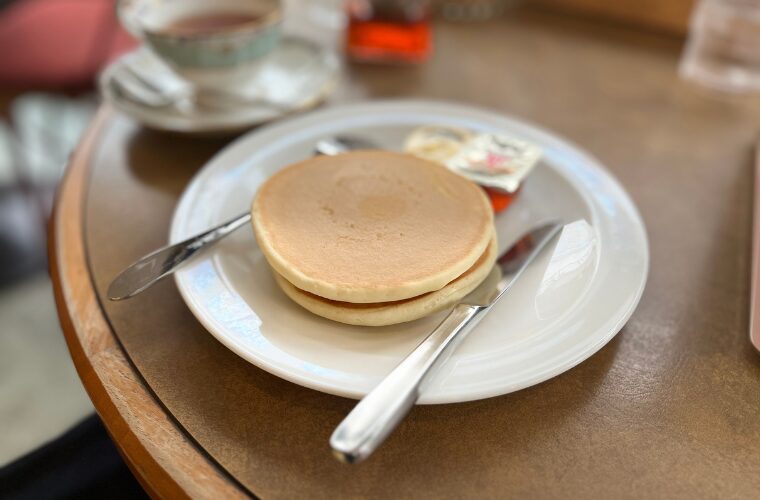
{"left": 0, "top": 0, "right": 137, "bottom": 87}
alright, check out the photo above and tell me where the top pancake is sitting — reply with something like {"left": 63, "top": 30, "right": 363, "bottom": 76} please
{"left": 251, "top": 150, "right": 493, "bottom": 303}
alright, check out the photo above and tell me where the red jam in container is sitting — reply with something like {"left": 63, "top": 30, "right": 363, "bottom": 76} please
{"left": 483, "top": 186, "right": 516, "bottom": 213}
{"left": 404, "top": 126, "right": 541, "bottom": 214}
{"left": 346, "top": 0, "right": 432, "bottom": 64}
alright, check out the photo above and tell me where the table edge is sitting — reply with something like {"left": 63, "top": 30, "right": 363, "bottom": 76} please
{"left": 48, "top": 107, "right": 248, "bottom": 499}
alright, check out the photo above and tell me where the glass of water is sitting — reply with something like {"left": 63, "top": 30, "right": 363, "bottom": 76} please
{"left": 679, "top": 0, "right": 760, "bottom": 93}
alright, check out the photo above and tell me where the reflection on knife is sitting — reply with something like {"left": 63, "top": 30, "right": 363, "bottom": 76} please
{"left": 330, "top": 221, "right": 564, "bottom": 464}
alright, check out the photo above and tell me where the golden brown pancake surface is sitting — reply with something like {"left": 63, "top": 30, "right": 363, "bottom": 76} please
{"left": 252, "top": 150, "right": 493, "bottom": 303}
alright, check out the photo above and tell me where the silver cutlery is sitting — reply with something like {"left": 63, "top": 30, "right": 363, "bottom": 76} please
{"left": 107, "top": 136, "right": 376, "bottom": 301}
{"left": 330, "top": 221, "right": 564, "bottom": 464}
{"left": 113, "top": 62, "right": 291, "bottom": 112}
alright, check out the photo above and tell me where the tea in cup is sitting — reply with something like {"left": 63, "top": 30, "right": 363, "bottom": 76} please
{"left": 118, "top": 0, "right": 282, "bottom": 95}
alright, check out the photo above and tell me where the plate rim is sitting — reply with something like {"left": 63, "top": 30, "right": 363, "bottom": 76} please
{"left": 170, "top": 99, "right": 650, "bottom": 403}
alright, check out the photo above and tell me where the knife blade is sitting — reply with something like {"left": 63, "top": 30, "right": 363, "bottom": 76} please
{"left": 106, "top": 137, "right": 372, "bottom": 301}
{"left": 330, "top": 221, "right": 564, "bottom": 464}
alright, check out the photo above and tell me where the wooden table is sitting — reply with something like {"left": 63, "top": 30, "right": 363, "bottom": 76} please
{"left": 51, "top": 10, "right": 760, "bottom": 499}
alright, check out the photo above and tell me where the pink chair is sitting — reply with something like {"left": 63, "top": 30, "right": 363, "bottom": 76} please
{"left": 0, "top": 0, "right": 137, "bottom": 88}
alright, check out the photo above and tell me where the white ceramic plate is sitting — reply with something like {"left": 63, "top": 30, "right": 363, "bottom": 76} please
{"left": 170, "top": 100, "right": 648, "bottom": 404}
{"left": 99, "top": 37, "right": 340, "bottom": 134}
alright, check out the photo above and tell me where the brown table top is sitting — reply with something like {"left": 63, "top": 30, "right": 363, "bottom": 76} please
{"left": 52, "top": 10, "right": 760, "bottom": 499}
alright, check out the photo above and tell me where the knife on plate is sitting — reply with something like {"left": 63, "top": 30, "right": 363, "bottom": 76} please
{"left": 330, "top": 221, "right": 564, "bottom": 464}
{"left": 106, "top": 137, "right": 374, "bottom": 301}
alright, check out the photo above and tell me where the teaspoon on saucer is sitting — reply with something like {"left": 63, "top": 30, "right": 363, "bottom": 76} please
{"left": 113, "top": 63, "right": 292, "bottom": 112}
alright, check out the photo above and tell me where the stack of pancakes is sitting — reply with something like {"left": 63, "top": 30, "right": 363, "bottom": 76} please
{"left": 251, "top": 151, "right": 497, "bottom": 326}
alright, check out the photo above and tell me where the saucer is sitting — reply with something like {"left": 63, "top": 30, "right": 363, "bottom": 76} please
{"left": 99, "top": 36, "right": 340, "bottom": 134}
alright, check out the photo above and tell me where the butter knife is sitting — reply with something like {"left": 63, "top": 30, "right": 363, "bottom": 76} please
{"left": 107, "top": 137, "right": 373, "bottom": 301}
{"left": 330, "top": 221, "right": 564, "bottom": 464}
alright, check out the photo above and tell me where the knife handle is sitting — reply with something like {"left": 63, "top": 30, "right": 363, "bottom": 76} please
{"left": 330, "top": 303, "right": 487, "bottom": 463}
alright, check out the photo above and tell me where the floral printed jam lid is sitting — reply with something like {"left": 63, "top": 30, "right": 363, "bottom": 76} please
{"left": 404, "top": 126, "right": 542, "bottom": 193}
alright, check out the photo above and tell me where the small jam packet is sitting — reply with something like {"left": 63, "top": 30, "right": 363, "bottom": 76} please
{"left": 445, "top": 133, "right": 542, "bottom": 193}
{"left": 404, "top": 126, "right": 542, "bottom": 194}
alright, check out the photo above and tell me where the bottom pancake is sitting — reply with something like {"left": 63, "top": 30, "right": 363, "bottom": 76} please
{"left": 273, "top": 234, "right": 497, "bottom": 326}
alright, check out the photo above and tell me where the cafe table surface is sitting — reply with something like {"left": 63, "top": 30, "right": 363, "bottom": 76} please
{"left": 51, "top": 9, "right": 760, "bottom": 499}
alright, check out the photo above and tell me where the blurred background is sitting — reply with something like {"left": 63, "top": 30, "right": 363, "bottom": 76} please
{"left": 0, "top": 0, "right": 755, "bottom": 495}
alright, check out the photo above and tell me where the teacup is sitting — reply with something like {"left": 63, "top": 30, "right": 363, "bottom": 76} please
{"left": 118, "top": 0, "right": 282, "bottom": 94}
